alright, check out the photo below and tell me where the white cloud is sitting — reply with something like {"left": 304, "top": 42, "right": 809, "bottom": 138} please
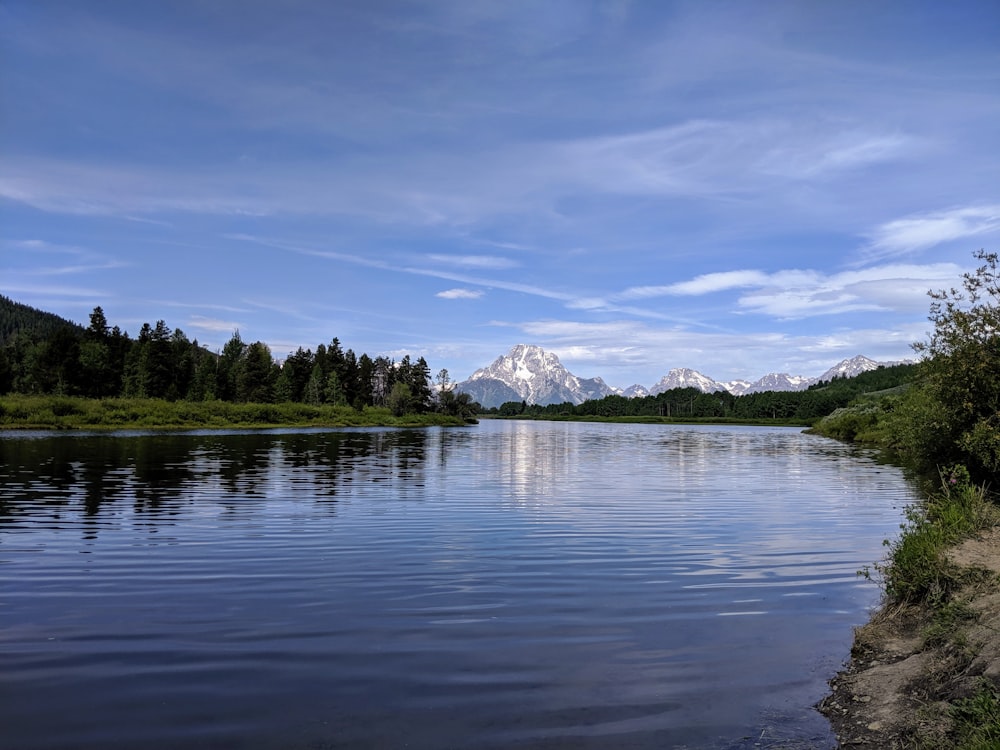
{"left": 626, "top": 270, "right": 770, "bottom": 298}
{"left": 436, "top": 288, "right": 484, "bottom": 300}
{"left": 555, "top": 120, "right": 921, "bottom": 202}
{"left": 426, "top": 254, "right": 519, "bottom": 270}
{"left": 0, "top": 115, "right": 928, "bottom": 230}
{"left": 734, "top": 263, "right": 962, "bottom": 318}
{"left": 756, "top": 132, "right": 920, "bottom": 180}
{"left": 866, "top": 205, "right": 1000, "bottom": 259}
{"left": 615, "top": 263, "right": 962, "bottom": 319}
{"left": 0, "top": 282, "right": 108, "bottom": 298}
{"left": 188, "top": 315, "right": 242, "bottom": 333}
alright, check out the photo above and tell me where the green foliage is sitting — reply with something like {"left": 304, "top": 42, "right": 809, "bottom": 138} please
{"left": 881, "top": 466, "right": 998, "bottom": 606}
{"left": 904, "top": 250, "right": 1000, "bottom": 479}
{"left": 951, "top": 679, "right": 1000, "bottom": 749}
{"left": 387, "top": 381, "right": 412, "bottom": 417}
{"left": 482, "top": 364, "right": 916, "bottom": 425}
{"left": 436, "top": 385, "right": 479, "bottom": 422}
{"left": 0, "top": 395, "right": 469, "bottom": 429}
{"left": 922, "top": 598, "right": 978, "bottom": 650}
{"left": 0, "top": 301, "right": 444, "bottom": 419}
{"left": 811, "top": 250, "right": 1000, "bottom": 484}
{"left": 0, "top": 295, "right": 82, "bottom": 346}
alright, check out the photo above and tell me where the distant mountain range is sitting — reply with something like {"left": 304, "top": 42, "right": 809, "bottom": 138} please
{"left": 456, "top": 344, "right": 907, "bottom": 408}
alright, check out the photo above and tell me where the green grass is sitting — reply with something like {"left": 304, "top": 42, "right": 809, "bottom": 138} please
{"left": 952, "top": 680, "right": 1000, "bottom": 749}
{"left": 880, "top": 466, "right": 998, "bottom": 606}
{"left": 0, "top": 394, "right": 470, "bottom": 430}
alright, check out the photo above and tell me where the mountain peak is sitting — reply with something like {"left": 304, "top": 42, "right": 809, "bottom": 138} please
{"left": 817, "top": 355, "right": 881, "bottom": 383}
{"left": 650, "top": 368, "right": 726, "bottom": 395}
{"left": 458, "top": 344, "right": 614, "bottom": 408}
{"left": 459, "top": 347, "right": 909, "bottom": 406}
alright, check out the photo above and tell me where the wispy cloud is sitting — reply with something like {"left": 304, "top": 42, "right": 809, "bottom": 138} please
{"left": 436, "top": 288, "right": 484, "bottom": 300}
{"left": 188, "top": 315, "right": 242, "bottom": 333}
{"left": 4, "top": 238, "right": 125, "bottom": 275}
{"left": 739, "top": 264, "right": 962, "bottom": 318}
{"left": 624, "top": 270, "right": 772, "bottom": 298}
{"left": 617, "top": 263, "right": 962, "bottom": 319}
{"left": 554, "top": 120, "right": 921, "bottom": 202}
{"left": 866, "top": 205, "right": 1000, "bottom": 259}
{"left": 426, "top": 254, "right": 519, "bottom": 270}
{"left": 229, "top": 234, "right": 577, "bottom": 303}
{"left": 0, "top": 113, "right": 927, "bottom": 229}
{"left": 1, "top": 282, "right": 109, "bottom": 298}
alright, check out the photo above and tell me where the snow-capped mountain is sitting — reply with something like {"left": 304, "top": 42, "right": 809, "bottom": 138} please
{"left": 457, "top": 346, "right": 909, "bottom": 406}
{"left": 738, "top": 372, "right": 815, "bottom": 395}
{"left": 456, "top": 344, "right": 615, "bottom": 408}
{"left": 649, "top": 369, "right": 727, "bottom": 395}
{"left": 721, "top": 379, "right": 753, "bottom": 396}
{"left": 622, "top": 384, "right": 651, "bottom": 398}
{"left": 816, "top": 354, "right": 883, "bottom": 383}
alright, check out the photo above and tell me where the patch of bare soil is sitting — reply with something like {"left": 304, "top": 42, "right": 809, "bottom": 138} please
{"left": 819, "top": 528, "right": 1000, "bottom": 748}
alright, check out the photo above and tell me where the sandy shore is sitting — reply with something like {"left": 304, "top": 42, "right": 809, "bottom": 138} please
{"left": 819, "top": 528, "right": 1000, "bottom": 748}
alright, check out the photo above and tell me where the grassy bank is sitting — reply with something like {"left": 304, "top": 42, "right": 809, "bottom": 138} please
{"left": 814, "top": 406, "right": 1000, "bottom": 747}
{"left": 0, "top": 394, "right": 471, "bottom": 430}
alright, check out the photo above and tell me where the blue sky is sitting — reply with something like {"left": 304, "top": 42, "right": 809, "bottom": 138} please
{"left": 2, "top": 0, "right": 999, "bottom": 388}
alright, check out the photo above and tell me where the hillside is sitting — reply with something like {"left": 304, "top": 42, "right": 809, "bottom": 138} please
{"left": 0, "top": 295, "right": 82, "bottom": 345}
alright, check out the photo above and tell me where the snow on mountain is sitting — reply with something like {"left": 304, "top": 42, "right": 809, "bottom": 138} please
{"left": 649, "top": 368, "right": 727, "bottom": 395}
{"left": 622, "top": 384, "right": 651, "bottom": 398}
{"left": 458, "top": 348, "right": 907, "bottom": 406}
{"left": 456, "top": 344, "right": 615, "bottom": 408}
{"left": 816, "top": 355, "right": 882, "bottom": 383}
{"left": 741, "top": 372, "right": 815, "bottom": 395}
{"left": 721, "top": 379, "right": 753, "bottom": 396}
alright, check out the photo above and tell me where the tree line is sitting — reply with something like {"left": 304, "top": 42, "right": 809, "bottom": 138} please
{"left": 0, "top": 299, "right": 477, "bottom": 420}
{"left": 485, "top": 363, "right": 916, "bottom": 423}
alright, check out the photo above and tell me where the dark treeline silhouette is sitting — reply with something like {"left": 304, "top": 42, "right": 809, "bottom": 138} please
{"left": 0, "top": 297, "right": 476, "bottom": 418}
{"left": 485, "top": 363, "right": 916, "bottom": 423}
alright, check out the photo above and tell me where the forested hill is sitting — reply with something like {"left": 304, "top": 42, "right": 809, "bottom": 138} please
{"left": 0, "top": 295, "right": 83, "bottom": 346}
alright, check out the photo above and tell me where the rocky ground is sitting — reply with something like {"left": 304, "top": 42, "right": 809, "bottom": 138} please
{"left": 819, "top": 528, "right": 1000, "bottom": 748}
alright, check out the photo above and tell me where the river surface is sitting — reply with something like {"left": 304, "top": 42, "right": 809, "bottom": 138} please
{"left": 0, "top": 421, "right": 916, "bottom": 749}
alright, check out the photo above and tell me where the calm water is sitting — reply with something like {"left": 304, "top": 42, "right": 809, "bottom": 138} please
{"left": 0, "top": 421, "right": 915, "bottom": 749}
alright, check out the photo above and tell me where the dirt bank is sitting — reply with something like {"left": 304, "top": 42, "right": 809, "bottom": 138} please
{"left": 819, "top": 527, "right": 1000, "bottom": 748}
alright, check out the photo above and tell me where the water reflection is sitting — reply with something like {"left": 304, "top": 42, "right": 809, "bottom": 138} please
{"left": 0, "top": 428, "right": 436, "bottom": 530}
{"left": 0, "top": 422, "right": 915, "bottom": 750}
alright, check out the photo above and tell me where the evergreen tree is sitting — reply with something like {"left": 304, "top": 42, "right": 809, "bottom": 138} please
{"left": 237, "top": 341, "right": 275, "bottom": 403}
{"left": 140, "top": 321, "right": 175, "bottom": 399}
{"left": 280, "top": 347, "right": 314, "bottom": 402}
{"left": 304, "top": 364, "right": 325, "bottom": 405}
{"left": 355, "top": 353, "right": 375, "bottom": 407}
{"left": 216, "top": 331, "right": 246, "bottom": 401}
{"left": 324, "top": 370, "right": 346, "bottom": 406}
{"left": 371, "top": 356, "right": 392, "bottom": 407}
{"left": 189, "top": 344, "right": 216, "bottom": 401}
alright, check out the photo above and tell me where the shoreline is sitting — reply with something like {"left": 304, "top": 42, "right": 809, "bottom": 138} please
{"left": 819, "top": 530, "right": 1000, "bottom": 748}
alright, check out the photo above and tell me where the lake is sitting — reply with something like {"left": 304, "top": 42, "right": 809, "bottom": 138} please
{"left": 0, "top": 421, "right": 915, "bottom": 749}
